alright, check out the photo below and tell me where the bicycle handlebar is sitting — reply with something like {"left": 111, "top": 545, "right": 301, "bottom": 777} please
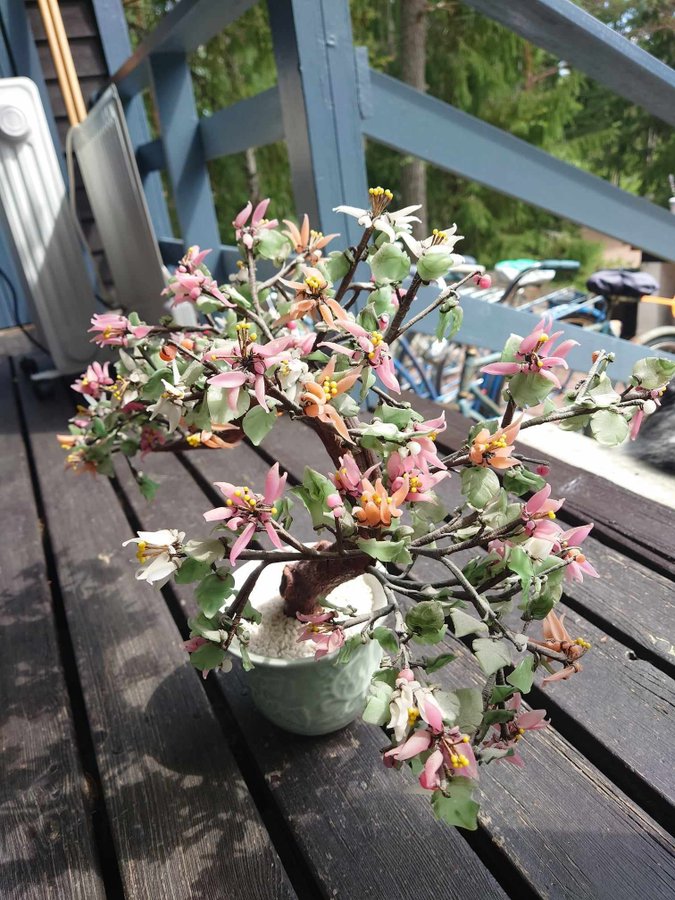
{"left": 537, "top": 259, "right": 581, "bottom": 271}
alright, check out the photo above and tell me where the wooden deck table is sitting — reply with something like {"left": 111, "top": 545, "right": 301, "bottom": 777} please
{"left": 2, "top": 350, "right": 675, "bottom": 900}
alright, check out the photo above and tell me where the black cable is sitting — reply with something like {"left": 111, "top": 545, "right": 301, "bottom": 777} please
{"left": 0, "top": 266, "right": 49, "bottom": 354}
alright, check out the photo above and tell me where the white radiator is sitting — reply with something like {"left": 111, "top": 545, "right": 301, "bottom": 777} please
{"left": 0, "top": 77, "right": 95, "bottom": 373}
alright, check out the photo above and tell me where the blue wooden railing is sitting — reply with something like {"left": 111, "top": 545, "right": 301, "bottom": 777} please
{"left": 92, "top": 0, "right": 675, "bottom": 264}
{"left": 2, "top": 0, "right": 675, "bottom": 373}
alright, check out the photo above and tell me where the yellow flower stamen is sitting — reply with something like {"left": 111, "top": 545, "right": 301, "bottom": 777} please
{"left": 407, "top": 707, "right": 420, "bottom": 726}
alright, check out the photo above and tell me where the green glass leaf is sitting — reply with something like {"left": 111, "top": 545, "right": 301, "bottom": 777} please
{"left": 370, "top": 242, "right": 410, "bottom": 283}
{"left": 174, "top": 557, "right": 212, "bottom": 584}
{"left": 142, "top": 367, "right": 172, "bottom": 401}
{"left": 256, "top": 229, "right": 291, "bottom": 263}
{"left": 423, "top": 651, "right": 457, "bottom": 674}
{"left": 323, "top": 250, "right": 351, "bottom": 282}
{"left": 362, "top": 680, "right": 394, "bottom": 725}
{"left": 195, "top": 571, "right": 236, "bottom": 617}
{"left": 454, "top": 688, "right": 483, "bottom": 734}
{"left": 506, "top": 546, "right": 534, "bottom": 594}
{"left": 472, "top": 637, "right": 512, "bottom": 676}
{"left": 431, "top": 782, "right": 480, "bottom": 830}
{"left": 371, "top": 626, "right": 399, "bottom": 653}
{"left": 481, "top": 708, "right": 517, "bottom": 726}
{"left": 450, "top": 609, "right": 488, "bottom": 638}
{"left": 242, "top": 404, "right": 276, "bottom": 446}
{"left": 357, "top": 538, "right": 412, "bottom": 566}
{"left": 588, "top": 373, "right": 620, "bottom": 408}
{"left": 416, "top": 247, "right": 455, "bottom": 282}
{"left": 406, "top": 600, "right": 445, "bottom": 635}
{"left": 137, "top": 473, "right": 160, "bottom": 501}
{"left": 189, "top": 642, "right": 225, "bottom": 674}
{"left": 239, "top": 642, "right": 254, "bottom": 671}
{"left": 507, "top": 656, "right": 535, "bottom": 694}
{"left": 590, "top": 408, "right": 629, "bottom": 446}
{"left": 460, "top": 466, "right": 500, "bottom": 509}
{"left": 490, "top": 684, "right": 515, "bottom": 704}
{"left": 508, "top": 372, "right": 554, "bottom": 407}
{"left": 502, "top": 467, "right": 546, "bottom": 497}
{"left": 631, "top": 357, "right": 675, "bottom": 390}
{"left": 184, "top": 539, "right": 225, "bottom": 565}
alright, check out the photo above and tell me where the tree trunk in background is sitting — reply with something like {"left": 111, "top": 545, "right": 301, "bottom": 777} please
{"left": 400, "top": 0, "right": 428, "bottom": 237}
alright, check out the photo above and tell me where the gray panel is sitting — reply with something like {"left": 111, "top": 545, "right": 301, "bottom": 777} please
{"left": 72, "top": 85, "right": 166, "bottom": 323}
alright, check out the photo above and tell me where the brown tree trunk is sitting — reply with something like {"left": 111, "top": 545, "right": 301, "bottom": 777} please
{"left": 280, "top": 541, "right": 371, "bottom": 617}
{"left": 400, "top": 0, "right": 429, "bottom": 238}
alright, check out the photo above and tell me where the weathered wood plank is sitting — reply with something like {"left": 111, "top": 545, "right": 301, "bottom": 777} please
{"left": 115, "top": 448, "right": 509, "bottom": 900}
{"left": 0, "top": 360, "right": 105, "bottom": 900}
{"left": 26, "top": 1, "right": 100, "bottom": 41}
{"left": 407, "top": 394, "right": 675, "bottom": 575}
{"left": 533, "top": 601, "right": 675, "bottom": 817}
{"left": 37, "top": 38, "right": 106, "bottom": 80}
{"left": 17, "top": 374, "right": 296, "bottom": 900}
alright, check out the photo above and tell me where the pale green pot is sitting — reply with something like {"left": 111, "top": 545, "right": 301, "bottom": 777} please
{"left": 229, "top": 637, "right": 383, "bottom": 735}
{"left": 228, "top": 561, "right": 384, "bottom": 736}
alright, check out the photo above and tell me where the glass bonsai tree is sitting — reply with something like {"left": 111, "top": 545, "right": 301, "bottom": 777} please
{"left": 59, "top": 190, "right": 675, "bottom": 830}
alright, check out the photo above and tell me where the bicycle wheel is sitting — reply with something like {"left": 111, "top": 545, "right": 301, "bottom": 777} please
{"left": 635, "top": 326, "right": 675, "bottom": 355}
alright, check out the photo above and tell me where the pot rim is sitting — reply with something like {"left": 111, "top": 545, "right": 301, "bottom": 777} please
{"left": 226, "top": 549, "right": 384, "bottom": 669}
{"left": 227, "top": 635, "right": 371, "bottom": 669}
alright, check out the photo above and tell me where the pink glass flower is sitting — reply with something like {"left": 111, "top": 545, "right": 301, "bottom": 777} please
{"left": 629, "top": 390, "right": 662, "bottom": 440}
{"left": 326, "top": 492, "right": 346, "bottom": 518}
{"left": 323, "top": 320, "right": 400, "bottom": 393}
{"left": 482, "top": 316, "right": 578, "bottom": 388}
{"left": 553, "top": 524, "right": 599, "bottom": 582}
{"left": 203, "top": 463, "right": 287, "bottom": 563}
{"left": 386, "top": 451, "right": 448, "bottom": 501}
{"left": 384, "top": 725, "right": 478, "bottom": 790}
{"left": 296, "top": 610, "right": 345, "bottom": 658}
{"left": 233, "top": 198, "right": 279, "bottom": 249}
{"left": 483, "top": 693, "right": 548, "bottom": 767}
{"left": 88, "top": 313, "right": 152, "bottom": 346}
{"left": 409, "top": 414, "right": 447, "bottom": 470}
{"left": 330, "top": 453, "right": 366, "bottom": 497}
{"left": 208, "top": 331, "right": 298, "bottom": 410}
{"left": 184, "top": 636, "right": 207, "bottom": 653}
{"left": 522, "top": 484, "right": 564, "bottom": 540}
{"left": 71, "top": 361, "right": 114, "bottom": 399}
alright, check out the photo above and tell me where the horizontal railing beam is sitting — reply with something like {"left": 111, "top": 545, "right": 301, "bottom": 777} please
{"left": 412, "top": 285, "right": 675, "bottom": 382}
{"left": 200, "top": 87, "right": 284, "bottom": 160}
{"left": 112, "top": 0, "right": 257, "bottom": 97}
{"left": 461, "top": 0, "right": 675, "bottom": 127}
{"left": 363, "top": 71, "right": 675, "bottom": 262}
{"left": 136, "top": 138, "right": 165, "bottom": 175}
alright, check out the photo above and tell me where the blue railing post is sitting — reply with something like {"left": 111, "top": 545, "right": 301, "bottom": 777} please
{"left": 149, "top": 52, "right": 224, "bottom": 277}
{"left": 90, "top": 0, "right": 173, "bottom": 241}
{"left": 267, "top": 0, "right": 368, "bottom": 245}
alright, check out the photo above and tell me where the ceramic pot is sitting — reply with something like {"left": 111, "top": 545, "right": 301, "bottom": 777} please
{"left": 228, "top": 560, "right": 384, "bottom": 736}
